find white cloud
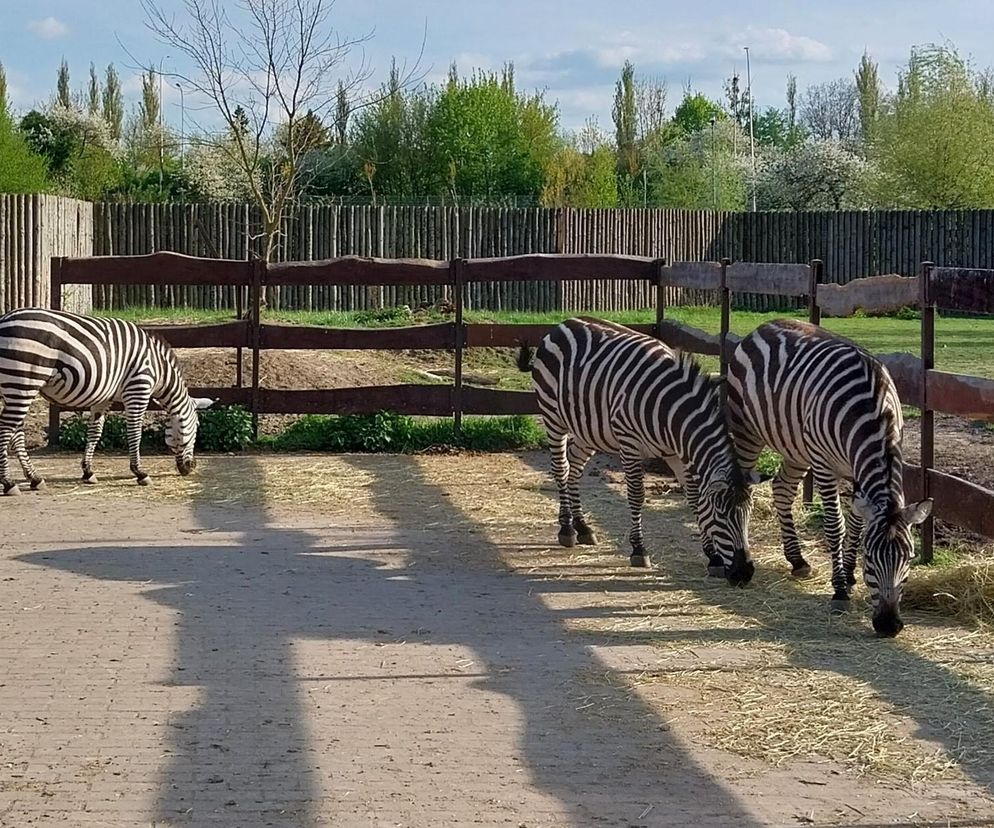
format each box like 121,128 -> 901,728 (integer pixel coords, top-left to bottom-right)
26,16 -> 69,40
724,26 -> 833,63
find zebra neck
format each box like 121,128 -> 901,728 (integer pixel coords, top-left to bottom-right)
853,444 -> 906,510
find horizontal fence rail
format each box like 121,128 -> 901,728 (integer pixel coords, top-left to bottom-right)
45,251 -> 994,556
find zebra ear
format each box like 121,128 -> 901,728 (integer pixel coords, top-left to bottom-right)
902,499 -> 933,526
191,397 -> 215,410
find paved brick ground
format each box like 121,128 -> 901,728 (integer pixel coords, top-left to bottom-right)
1,456 -> 992,827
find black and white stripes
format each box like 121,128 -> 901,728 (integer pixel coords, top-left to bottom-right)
523,317 -> 760,585
726,319 -> 932,636
0,308 -> 212,493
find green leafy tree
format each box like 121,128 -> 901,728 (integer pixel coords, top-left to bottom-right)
542,125 -> 618,208
612,60 -> 638,178
871,44 -> 994,207
87,63 -> 101,116
0,76 -> 50,192
855,51 -> 881,143
649,118 -> 747,209
671,92 -> 724,135
0,62 -> 7,116
102,64 -> 123,141
56,59 -> 70,109
753,107 -> 805,149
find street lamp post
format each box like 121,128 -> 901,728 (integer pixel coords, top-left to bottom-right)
176,82 -> 185,171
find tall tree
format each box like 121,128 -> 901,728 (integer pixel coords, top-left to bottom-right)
612,60 -> 638,178
855,52 -> 881,143
56,59 -> 71,109
102,64 -> 123,141
142,0 -> 417,262
800,79 -> 859,143
87,63 -> 101,116
334,79 -> 350,144
724,73 -> 751,129
139,69 -> 160,133
0,62 -> 8,117
672,92 -> 724,134
786,74 -> 798,129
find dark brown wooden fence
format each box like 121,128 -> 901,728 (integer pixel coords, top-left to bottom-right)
48,250 -> 994,555
16,202 -> 994,312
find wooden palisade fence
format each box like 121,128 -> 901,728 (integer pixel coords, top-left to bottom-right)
48,250 -> 994,560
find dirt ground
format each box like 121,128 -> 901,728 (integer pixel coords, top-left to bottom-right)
3,452 -> 994,827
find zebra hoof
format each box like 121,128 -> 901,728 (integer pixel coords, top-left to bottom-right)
707,565 -> 726,578
576,530 -> 598,546
30,479 -> 46,491
136,475 -> 151,487
3,483 -> 21,496
81,474 -> 98,484
829,596 -> 851,614
630,553 -> 650,568
557,529 -> 577,548
790,563 -> 813,579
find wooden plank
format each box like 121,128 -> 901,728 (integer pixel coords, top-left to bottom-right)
658,319 -> 733,356
465,322 -> 656,348
877,353 -> 924,407
926,468 -> 994,539
725,262 -> 810,296
926,370 -> 994,421
142,321 -> 250,348
259,322 -> 456,351
661,260 -> 722,290
256,385 -> 453,416
267,255 -> 451,286
931,267 -> 994,314
463,253 -> 655,283
58,250 -> 250,285
816,274 -> 920,317
461,387 -> 539,414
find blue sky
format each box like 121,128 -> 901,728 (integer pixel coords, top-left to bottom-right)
2,0 -> 993,132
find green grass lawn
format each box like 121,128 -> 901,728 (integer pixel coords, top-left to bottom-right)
98,304 -> 994,379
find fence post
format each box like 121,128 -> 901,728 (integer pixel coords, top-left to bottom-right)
654,258 -> 667,337
919,260 -> 935,564
47,257 -> 64,447
249,256 -> 263,440
718,258 -> 731,391
452,258 -> 465,433
802,258 -> 824,505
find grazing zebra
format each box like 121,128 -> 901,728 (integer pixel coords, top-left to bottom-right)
0,308 -> 214,494
519,317 -> 764,586
726,319 -> 932,637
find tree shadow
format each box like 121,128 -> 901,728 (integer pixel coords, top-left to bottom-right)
519,451 -> 994,793
18,455 -> 766,827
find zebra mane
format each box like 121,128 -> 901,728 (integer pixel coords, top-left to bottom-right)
673,349 -> 722,406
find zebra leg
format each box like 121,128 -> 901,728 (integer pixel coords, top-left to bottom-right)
621,450 -> 650,568
81,407 -> 109,483
123,385 -> 152,485
815,472 -> 851,609
677,462 -> 723,577
773,460 -> 812,577
842,500 -> 865,592
10,430 -> 45,490
566,440 -> 597,545
0,391 -> 38,495
548,431 -> 576,547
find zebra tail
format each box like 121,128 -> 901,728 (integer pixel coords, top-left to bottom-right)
516,345 -> 535,372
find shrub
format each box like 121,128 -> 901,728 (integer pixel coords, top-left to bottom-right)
196,405 -> 254,452
58,413 -> 132,451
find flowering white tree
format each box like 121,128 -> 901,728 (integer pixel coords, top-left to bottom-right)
756,139 -> 871,210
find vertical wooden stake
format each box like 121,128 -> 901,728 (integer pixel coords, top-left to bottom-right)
654,258 -> 667,338
919,260 -> 935,564
452,258 -> 466,433
250,256 -> 263,440
802,259 -> 823,505
47,257 -> 63,447
235,261 -> 244,390
719,257 -> 731,398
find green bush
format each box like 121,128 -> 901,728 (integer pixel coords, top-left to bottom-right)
57,405 -> 253,453
270,412 -> 544,453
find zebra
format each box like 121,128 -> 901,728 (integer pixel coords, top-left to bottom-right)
0,308 -> 214,494
726,319 -> 932,637
519,317 -> 765,586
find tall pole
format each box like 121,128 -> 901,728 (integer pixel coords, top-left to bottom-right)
745,46 -> 757,212
176,82 -> 185,171
157,56 -> 169,196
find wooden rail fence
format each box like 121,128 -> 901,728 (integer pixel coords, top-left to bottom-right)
48,251 -> 994,558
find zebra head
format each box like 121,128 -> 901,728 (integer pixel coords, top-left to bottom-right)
699,469 -> 769,587
165,396 -> 215,475
853,496 -> 933,637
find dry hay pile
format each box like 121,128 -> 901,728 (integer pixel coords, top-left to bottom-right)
47,451 -> 994,785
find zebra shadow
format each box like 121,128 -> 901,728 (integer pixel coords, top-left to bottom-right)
521,451 -> 994,794
17,454 -> 766,828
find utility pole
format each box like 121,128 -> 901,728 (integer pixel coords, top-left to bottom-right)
745,46 -> 757,212
176,82 -> 185,171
